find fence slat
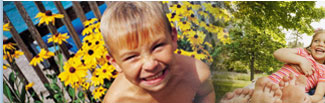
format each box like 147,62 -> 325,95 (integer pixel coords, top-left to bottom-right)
72,1 -> 87,23
54,1 -> 82,49
34,1 -> 70,60
14,1 -> 60,74
4,12 -> 50,101
88,1 -> 102,20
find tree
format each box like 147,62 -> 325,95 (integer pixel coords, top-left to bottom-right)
224,1 -> 325,80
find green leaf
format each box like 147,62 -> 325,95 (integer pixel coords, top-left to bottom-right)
78,91 -> 84,99
68,87 -> 75,98
20,84 -> 26,102
9,72 -> 15,88
58,53 -> 63,72
50,83 -> 60,91
54,94 -> 61,101
4,82 -> 13,102
34,100 -> 42,103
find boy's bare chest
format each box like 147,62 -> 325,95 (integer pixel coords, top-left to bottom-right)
122,81 -> 199,103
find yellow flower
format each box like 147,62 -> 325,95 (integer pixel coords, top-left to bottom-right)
191,50 -> 207,60
39,48 -> 55,59
92,86 -> 107,100
48,33 -> 70,45
35,10 -> 64,26
25,82 -> 34,90
58,57 -> 88,86
204,42 -> 213,48
187,30 -> 205,46
170,4 -> 188,16
3,64 -> 10,70
3,42 -> 16,51
217,31 -> 231,44
166,12 -> 181,23
29,54 -> 44,66
91,70 -> 104,86
199,11 -> 209,19
81,82 -> 90,90
3,23 -> 11,31
162,1 -> 169,4
178,21 -> 191,31
83,18 -> 98,27
174,49 -> 192,57
98,63 -> 115,80
82,47 -> 103,67
12,50 -> 24,59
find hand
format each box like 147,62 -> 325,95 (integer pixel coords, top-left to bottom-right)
304,94 -> 312,103
298,58 -> 315,76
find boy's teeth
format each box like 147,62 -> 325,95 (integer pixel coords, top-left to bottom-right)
145,72 -> 163,81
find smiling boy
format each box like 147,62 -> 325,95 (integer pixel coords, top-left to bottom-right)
100,1 -> 215,103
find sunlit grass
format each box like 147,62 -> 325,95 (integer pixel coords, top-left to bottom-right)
212,71 -> 268,102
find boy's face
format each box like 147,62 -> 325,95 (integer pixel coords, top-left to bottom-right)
109,29 -> 177,92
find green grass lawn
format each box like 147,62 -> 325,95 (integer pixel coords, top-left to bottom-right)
212,71 -> 268,102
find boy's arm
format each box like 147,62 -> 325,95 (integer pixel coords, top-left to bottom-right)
194,78 -> 215,103
273,48 -> 314,76
310,82 -> 325,103
194,60 -> 215,103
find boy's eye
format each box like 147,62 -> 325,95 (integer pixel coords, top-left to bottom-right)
314,40 -> 319,42
152,43 -> 165,51
124,55 -> 137,61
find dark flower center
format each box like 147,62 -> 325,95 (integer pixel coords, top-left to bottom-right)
190,2 -> 194,5
197,50 -> 202,54
96,75 -> 99,78
177,4 -> 181,8
45,10 -> 52,16
88,50 -> 94,55
36,55 -> 40,58
88,42 -> 92,46
224,35 -> 228,38
103,69 -> 106,73
191,55 -> 195,58
85,40 -> 89,43
112,70 -> 117,75
206,23 -> 210,26
177,50 -> 182,54
171,13 -> 176,18
191,14 -> 195,18
69,67 -> 76,73
194,35 -> 198,39
95,41 -> 99,45
183,22 -> 186,24
81,59 -> 85,64
212,4 -> 216,8
54,33 -> 59,37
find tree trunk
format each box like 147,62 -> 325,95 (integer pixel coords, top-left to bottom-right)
250,52 -> 255,81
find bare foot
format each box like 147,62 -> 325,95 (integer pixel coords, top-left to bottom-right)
220,88 -> 253,103
250,77 -> 282,103
279,73 -> 307,103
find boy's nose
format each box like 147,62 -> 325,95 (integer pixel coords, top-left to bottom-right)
142,57 -> 158,72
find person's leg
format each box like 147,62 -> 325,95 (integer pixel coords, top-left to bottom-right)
279,73 -> 307,103
220,88 -> 253,103
250,77 -> 282,103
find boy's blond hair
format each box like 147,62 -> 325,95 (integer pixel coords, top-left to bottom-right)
100,2 -> 172,56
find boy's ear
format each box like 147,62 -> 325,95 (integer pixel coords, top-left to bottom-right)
107,55 -> 123,72
171,28 -> 178,50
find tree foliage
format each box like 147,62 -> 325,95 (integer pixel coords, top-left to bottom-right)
222,1 -> 325,80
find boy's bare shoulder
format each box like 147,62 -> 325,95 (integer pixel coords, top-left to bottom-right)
176,54 -> 211,82
194,58 -> 211,82
102,75 -> 132,103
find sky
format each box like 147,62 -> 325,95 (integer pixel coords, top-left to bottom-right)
287,1 -> 325,47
